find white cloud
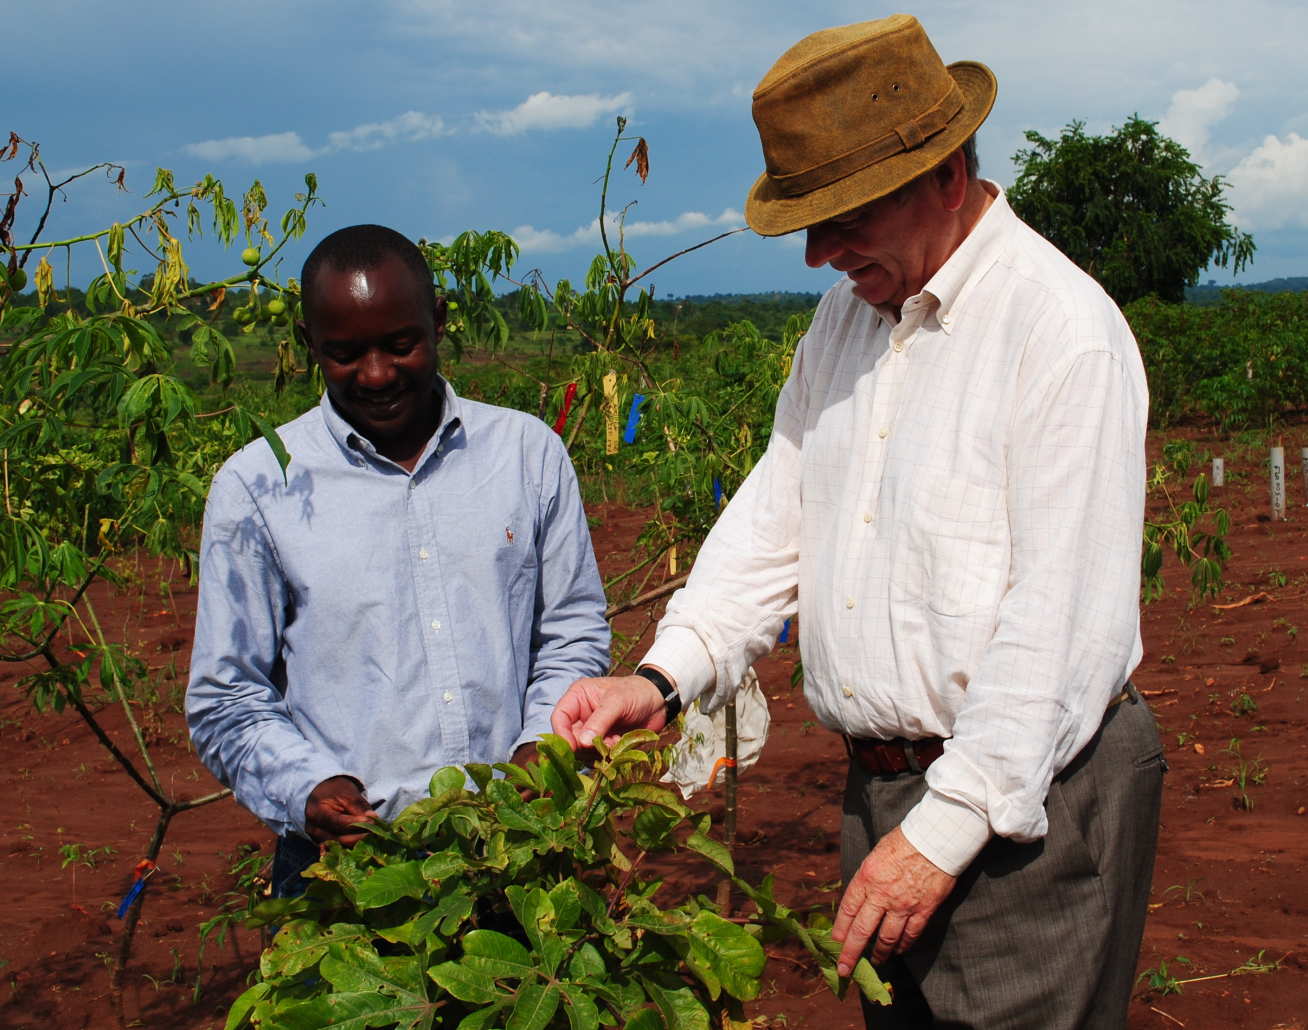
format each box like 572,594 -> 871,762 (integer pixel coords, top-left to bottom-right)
328,111 -> 449,152
182,132 -> 319,164
1225,133 -> 1308,231
1159,78 -> 1239,164
510,208 -> 743,254
476,91 -> 633,135
620,209 -> 743,239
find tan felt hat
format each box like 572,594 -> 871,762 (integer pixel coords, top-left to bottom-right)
745,14 -> 997,237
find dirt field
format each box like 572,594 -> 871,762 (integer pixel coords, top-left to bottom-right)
1,427 -> 1305,1028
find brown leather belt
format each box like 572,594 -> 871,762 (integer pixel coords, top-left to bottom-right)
843,686 -> 1134,777
844,735 -> 945,775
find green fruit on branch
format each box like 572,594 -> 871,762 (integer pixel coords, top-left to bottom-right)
7,266 -> 27,292
240,247 -> 261,267
266,298 -> 287,317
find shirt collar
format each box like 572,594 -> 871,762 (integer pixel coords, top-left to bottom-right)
918,180 -> 1011,334
871,180 -> 1012,334
319,375 -> 465,471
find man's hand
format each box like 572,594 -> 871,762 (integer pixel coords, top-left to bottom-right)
509,742 -> 539,768
304,775 -> 380,845
550,674 -> 668,750
833,826 -> 957,974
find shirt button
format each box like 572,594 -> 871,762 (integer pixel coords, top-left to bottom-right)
443,691 -> 453,703
845,598 -> 855,609
430,620 -> 441,631
862,512 -> 873,524
892,340 -> 904,352
877,426 -> 889,439
842,687 -> 854,698
941,313 -> 952,325
418,547 -> 430,560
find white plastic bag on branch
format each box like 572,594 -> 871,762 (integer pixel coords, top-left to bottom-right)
663,666 -> 771,800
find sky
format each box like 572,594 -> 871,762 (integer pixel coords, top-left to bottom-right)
8,0 -> 1308,299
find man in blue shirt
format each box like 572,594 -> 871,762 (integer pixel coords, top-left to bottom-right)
186,224 -> 610,893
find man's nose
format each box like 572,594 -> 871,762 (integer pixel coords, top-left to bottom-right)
356,348 -> 394,389
805,222 -> 844,268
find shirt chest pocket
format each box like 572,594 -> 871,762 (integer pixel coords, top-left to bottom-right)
896,472 -> 1010,617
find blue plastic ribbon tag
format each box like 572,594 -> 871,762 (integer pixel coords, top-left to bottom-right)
622,394 -> 647,444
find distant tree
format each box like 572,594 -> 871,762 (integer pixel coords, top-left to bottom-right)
1008,116 -> 1255,305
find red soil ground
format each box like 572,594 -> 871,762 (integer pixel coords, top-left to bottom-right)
1,427 -> 1304,1028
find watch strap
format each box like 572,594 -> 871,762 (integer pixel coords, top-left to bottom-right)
635,666 -> 682,721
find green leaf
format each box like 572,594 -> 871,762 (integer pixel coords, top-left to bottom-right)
624,1009 -> 666,1030
507,982 -> 560,1030
466,762 -> 494,791
460,929 -> 533,979
429,765 -> 467,797
559,983 -> 601,1030
353,860 -> 428,910
632,805 -> 682,850
506,885 -> 555,952
223,980 -> 270,1029
849,957 -> 893,1007
683,830 -> 733,875
643,979 -> 711,1030
547,879 -> 583,933
687,911 -> 764,1001
260,919 -> 330,980
430,960 -> 503,1004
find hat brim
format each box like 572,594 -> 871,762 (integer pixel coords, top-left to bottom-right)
744,61 -> 997,237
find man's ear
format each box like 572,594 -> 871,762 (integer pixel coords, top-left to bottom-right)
934,149 -> 969,213
432,294 -> 449,340
294,319 -> 316,361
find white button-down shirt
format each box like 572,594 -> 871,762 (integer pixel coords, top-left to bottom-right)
644,188 -> 1147,875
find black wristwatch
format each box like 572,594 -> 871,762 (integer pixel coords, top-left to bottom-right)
635,666 -> 682,721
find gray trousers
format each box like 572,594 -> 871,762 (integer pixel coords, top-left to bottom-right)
841,688 -> 1165,1030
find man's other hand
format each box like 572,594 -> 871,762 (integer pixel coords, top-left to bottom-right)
833,826 -> 957,973
305,775 -> 380,845
509,742 -> 539,768
550,674 -> 668,750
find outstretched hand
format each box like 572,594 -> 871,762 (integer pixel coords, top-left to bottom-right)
304,775 -> 380,845
550,674 -> 668,750
833,826 -> 957,974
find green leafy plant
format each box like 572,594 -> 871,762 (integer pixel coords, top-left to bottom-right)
1223,737 -> 1268,811
1142,467 -> 1230,603
227,732 -> 887,1028
1229,692 -> 1257,718
1136,955 -> 1192,995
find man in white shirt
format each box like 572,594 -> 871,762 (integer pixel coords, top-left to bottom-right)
552,15 -> 1163,1029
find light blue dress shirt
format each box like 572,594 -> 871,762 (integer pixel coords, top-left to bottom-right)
186,379 -> 610,838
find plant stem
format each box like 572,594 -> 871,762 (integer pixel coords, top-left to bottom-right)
82,596 -> 164,796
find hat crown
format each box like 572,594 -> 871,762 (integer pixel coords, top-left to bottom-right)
745,16 -> 996,236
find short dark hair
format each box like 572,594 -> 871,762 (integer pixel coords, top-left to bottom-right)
961,134 -> 979,180
300,224 -> 433,320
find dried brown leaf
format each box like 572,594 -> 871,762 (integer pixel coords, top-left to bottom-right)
625,137 -> 650,184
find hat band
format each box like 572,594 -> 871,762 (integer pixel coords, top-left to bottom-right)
769,82 -> 965,198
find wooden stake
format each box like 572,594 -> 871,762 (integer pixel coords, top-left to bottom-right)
1270,445 -> 1286,520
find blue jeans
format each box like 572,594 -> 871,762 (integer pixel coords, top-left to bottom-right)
271,834 -> 320,899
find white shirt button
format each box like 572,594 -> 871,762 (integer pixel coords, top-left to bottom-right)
443,691 -> 453,703
418,548 -> 430,560
430,620 -> 441,631
941,313 -> 952,325
863,512 -> 873,524
878,426 -> 889,439
892,340 -> 904,352
842,687 -> 854,698
845,598 -> 855,609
